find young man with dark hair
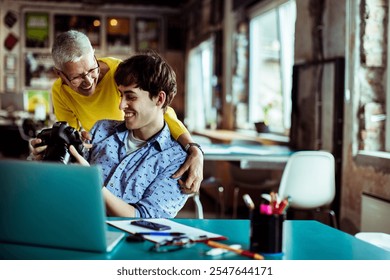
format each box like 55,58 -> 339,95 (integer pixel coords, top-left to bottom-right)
71,52 -> 188,218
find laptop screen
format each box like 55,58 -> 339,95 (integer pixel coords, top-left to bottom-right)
0,159 -> 109,252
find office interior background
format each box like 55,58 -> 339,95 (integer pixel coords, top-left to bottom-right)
0,0 -> 389,236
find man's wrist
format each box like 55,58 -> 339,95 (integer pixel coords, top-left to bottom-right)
184,142 -> 204,155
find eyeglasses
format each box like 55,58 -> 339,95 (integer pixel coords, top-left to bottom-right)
59,56 -> 100,87
149,236 -> 195,253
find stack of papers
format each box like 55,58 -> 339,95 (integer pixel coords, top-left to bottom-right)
107,218 -> 226,243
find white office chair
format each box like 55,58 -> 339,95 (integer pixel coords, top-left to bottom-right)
188,193 -> 204,219
278,150 -> 338,228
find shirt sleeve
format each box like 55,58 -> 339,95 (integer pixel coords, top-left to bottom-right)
51,80 -> 80,130
163,106 -> 189,140
131,159 -> 188,218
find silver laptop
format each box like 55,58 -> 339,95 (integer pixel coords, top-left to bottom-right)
0,159 -> 124,253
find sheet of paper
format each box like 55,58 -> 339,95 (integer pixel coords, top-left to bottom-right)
107,218 -> 226,243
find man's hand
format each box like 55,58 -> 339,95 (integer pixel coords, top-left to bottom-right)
172,146 -> 204,194
80,130 -> 93,149
69,145 -> 90,166
27,130 -> 92,161
27,138 -> 46,161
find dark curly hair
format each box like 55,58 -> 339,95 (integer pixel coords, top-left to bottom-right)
114,51 -> 177,111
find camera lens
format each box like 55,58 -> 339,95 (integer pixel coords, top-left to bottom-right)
43,144 -> 71,164
37,122 -> 83,164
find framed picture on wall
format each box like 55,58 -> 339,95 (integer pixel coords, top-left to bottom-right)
135,18 -> 160,52
4,54 -> 17,72
4,33 -> 19,51
23,89 -> 51,116
25,12 -> 50,48
5,75 -> 17,93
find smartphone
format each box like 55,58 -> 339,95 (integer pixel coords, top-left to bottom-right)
130,220 -> 171,231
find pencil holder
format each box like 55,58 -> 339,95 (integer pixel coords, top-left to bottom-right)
249,210 -> 284,254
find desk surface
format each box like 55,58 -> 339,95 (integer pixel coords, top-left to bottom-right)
194,129 -> 289,145
1,219 -> 390,260
203,143 -> 292,169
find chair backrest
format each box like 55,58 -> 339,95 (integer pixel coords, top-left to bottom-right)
278,150 -> 335,209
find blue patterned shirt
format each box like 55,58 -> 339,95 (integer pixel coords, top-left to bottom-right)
87,120 -> 188,218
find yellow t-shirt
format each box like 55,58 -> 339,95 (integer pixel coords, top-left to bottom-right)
51,57 -> 187,139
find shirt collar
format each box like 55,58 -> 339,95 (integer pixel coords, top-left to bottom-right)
114,122 -> 173,152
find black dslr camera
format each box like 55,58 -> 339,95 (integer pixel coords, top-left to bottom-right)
36,121 -> 86,164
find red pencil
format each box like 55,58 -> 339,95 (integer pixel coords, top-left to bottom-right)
205,240 -> 264,260
277,199 -> 289,214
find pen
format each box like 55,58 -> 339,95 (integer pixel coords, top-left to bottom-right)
135,232 -> 185,236
277,199 -> 289,215
242,194 -> 255,210
205,240 -> 264,260
270,192 -> 278,212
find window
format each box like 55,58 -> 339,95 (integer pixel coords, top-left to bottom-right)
185,39 -> 215,131
248,0 -> 296,134
54,14 -> 101,49
106,17 -> 132,54
136,18 -> 161,52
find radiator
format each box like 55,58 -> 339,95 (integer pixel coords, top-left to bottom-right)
361,192 -> 390,233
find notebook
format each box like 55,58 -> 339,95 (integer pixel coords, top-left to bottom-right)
0,159 -> 124,253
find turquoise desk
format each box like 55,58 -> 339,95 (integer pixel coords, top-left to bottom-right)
1,219 -> 390,260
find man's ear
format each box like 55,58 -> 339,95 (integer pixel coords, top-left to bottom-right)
156,91 -> 166,107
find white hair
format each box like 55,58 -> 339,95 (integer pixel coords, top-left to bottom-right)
52,30 -> 94,70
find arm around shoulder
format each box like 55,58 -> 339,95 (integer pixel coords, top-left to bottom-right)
164,106 -> 188,140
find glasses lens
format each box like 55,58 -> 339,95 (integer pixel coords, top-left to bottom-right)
150,237 -> 193,253
70,66 -> 100,86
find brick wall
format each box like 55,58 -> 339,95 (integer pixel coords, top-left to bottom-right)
359,0 -> 388,151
